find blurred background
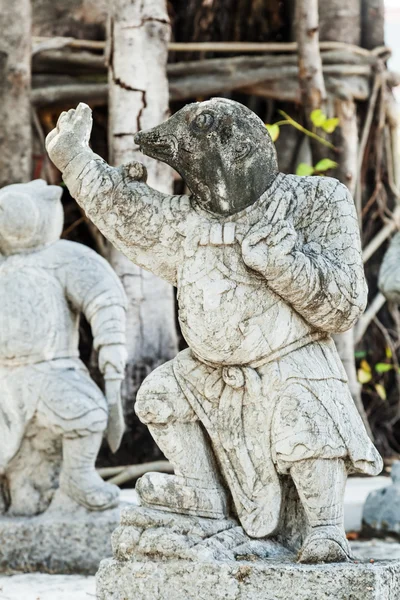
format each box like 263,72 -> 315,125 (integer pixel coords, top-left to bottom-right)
1,0 -> 400,482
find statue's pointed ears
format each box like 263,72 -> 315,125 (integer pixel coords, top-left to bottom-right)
26,179 -> 63,203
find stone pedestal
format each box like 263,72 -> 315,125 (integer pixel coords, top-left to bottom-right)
0,492 -> 128,575
96,505 -> 400,600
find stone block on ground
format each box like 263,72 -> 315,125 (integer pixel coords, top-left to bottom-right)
362,462 -> 400,539
0,491 -> 130,575
96,505 -> 400,600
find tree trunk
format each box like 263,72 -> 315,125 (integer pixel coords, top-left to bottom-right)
361,0 -> 385,50
295,0 -> 327,161
108,0 -> 178,437
0,0 -> 32,186
318,0 -> 361,46
318,0 -> 373,437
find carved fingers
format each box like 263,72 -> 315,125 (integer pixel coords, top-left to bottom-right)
46,103 -> 93,172
242,220 -> 297,276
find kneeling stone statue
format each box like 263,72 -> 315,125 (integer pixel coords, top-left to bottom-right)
46,99 -> 382,564
0,179 -> 127,515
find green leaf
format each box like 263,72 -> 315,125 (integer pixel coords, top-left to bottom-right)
314,158 -> 338,173
296,163 -> 315,176
375,383 -> 387,400
358,368 -> 372,384
310,109 -> 327,128
386,347 -> 393,359
355,350 -> 367,359
322,117 -> 340,134
375,362 -> 393,374
265,123 -> 280,142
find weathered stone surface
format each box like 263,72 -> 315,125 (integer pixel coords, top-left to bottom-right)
46,98 -> 383,564
0,493 -> 130,575
112,505 -> 292,564
362,463 -> 400,538
0,179 -> 127,516
96,557 -> 400,600
97,506 -> 400,599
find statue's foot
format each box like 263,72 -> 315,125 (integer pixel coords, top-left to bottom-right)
60,471 -> 120,511
136,472 -> 229,519
298,525 -> 353,564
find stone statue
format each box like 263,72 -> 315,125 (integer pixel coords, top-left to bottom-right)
46,99 -> 382,564
363,461 -> 400,538
0,179 -> 127,516
379,231 -> 400,304
359,233 -> 400,539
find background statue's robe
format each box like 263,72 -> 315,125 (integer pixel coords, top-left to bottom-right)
0,181 -> 126,471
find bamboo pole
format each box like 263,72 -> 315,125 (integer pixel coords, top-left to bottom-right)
32,36 -> 389,57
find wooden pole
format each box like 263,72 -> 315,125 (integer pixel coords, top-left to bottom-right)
0,0 -> 32,186
107,0 -> 178,428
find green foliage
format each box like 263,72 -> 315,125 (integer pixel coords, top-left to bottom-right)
266,109 -> 339,178
296,163 -> 315,176
265,123 -> 280,142
375,362 -> 394,374
314,158 -> 338,172
356,348 -> 398,403
375,383 -> 387,400
295,158 -> 338,177
310,109 -> 326,128
310,109 -> 339,134
322,118 -> 340,134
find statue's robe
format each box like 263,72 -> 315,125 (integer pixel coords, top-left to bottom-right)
63,153 -> 383,537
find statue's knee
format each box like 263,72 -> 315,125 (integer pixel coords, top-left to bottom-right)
135,360 -> 194,425
135,391 -> 176,425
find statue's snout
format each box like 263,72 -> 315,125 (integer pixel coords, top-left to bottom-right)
134,123 -> 177,163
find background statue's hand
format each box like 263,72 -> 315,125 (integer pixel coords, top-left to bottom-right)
99,344 -> 127,379
105,379 -> 125,453
45,102 -> 93,172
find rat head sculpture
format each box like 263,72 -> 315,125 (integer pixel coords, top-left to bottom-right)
0,180 -> 63,255
134,98 -> 278,216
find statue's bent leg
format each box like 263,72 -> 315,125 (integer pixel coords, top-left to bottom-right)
61,432 -> 119,511
290,458 -> 351,563
135,360 -> 229,519
272,380 -> 351,563
36,363 -> 119,511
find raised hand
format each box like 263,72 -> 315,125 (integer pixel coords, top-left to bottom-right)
45,103 -> 93,172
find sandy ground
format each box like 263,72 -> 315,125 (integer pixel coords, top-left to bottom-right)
0,574 -> 95,600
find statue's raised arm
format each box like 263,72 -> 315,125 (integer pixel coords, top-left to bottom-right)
46,103 -> 189,285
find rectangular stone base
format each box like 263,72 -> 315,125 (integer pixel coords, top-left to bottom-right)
0,496 -> 128,575
96,557 -> 400,600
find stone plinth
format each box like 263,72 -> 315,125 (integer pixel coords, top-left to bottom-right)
96,505 -> 400,600
97,558 -> 400,600
0,492 -> 129,575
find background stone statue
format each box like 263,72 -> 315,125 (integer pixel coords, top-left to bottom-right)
379,231 -> 400,305
46,99 -> 382,564
0,179 -> 127,516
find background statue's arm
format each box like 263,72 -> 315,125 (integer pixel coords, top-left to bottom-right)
242,180 -> 367,333
63,242 -> 128,452
46,104 -> 189,285
63,242 -> 127,380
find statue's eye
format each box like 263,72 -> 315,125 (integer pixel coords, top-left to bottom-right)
234,142 -> 252,160
192,112 -> 214,132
